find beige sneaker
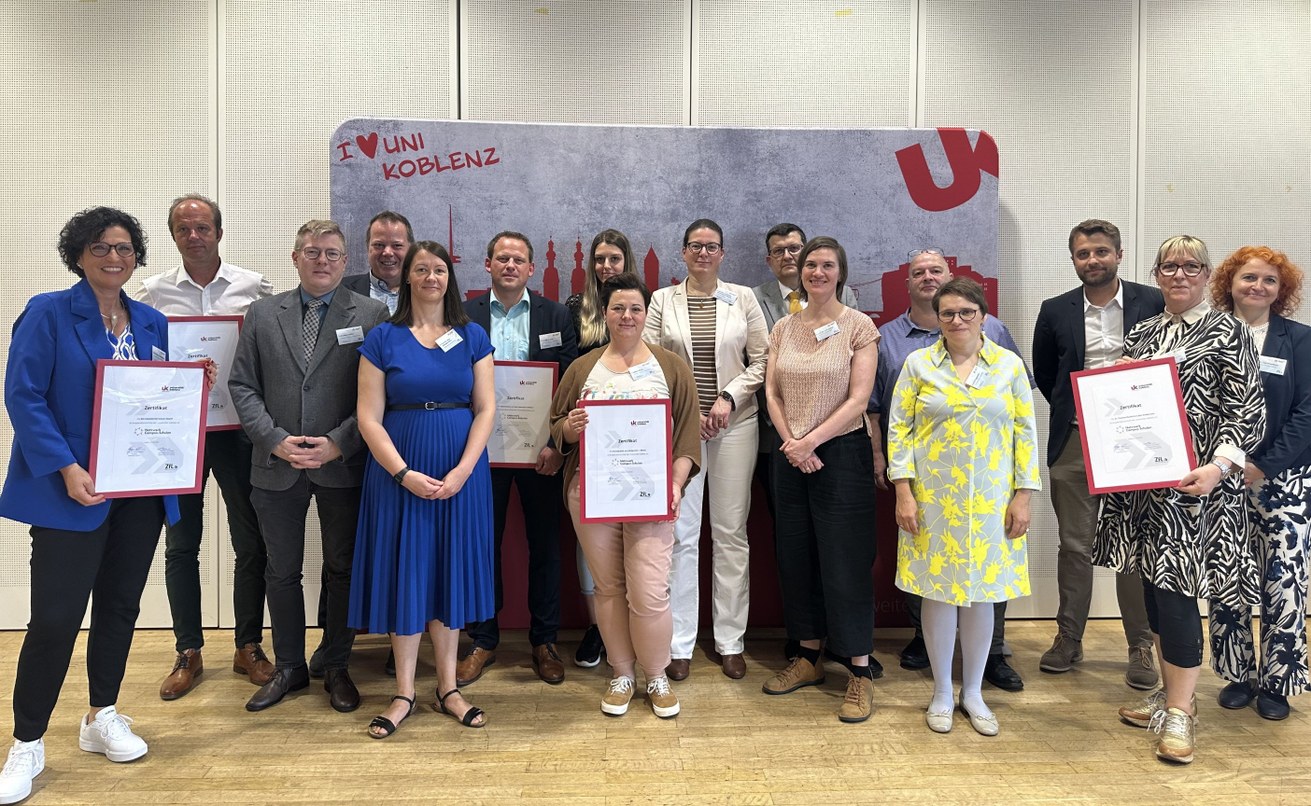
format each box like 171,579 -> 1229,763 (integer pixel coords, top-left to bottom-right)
1151,706 -> 1196,764
837,675 -> 874,723
1038,634 -> 1083,673
1118,689 -> 1166,728
762,657 -> 825,695
647,676 -> 679,718
601,676 -> 635,716
1125,645 -> 1160,690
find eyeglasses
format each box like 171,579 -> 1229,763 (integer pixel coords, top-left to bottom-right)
684,242 -> 722,255
88,242 -> 135,258
909,247 -> 944,258
1156,261 -> 1206,277
937,308 -> 979,323
768,244 -> 803,258
300,247 -> 345,262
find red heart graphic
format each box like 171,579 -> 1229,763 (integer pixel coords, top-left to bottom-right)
356,132 -> 379,159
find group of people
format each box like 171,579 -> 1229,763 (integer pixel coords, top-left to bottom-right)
1,201 -> 1307,804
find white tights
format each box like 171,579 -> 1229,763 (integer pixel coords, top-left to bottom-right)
921,598 -> 995,718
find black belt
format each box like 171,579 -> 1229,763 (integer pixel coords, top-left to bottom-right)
387,402 -> 471,411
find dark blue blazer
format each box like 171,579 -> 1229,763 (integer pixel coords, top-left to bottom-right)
0,279 -> 180,530
1032,280 -> 1165,466
466,289 -> 578,375
1252,313 -> 1311,478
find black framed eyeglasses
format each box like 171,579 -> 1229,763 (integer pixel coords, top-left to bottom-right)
88,242 -> 135,258
1155,261 -> 1206,277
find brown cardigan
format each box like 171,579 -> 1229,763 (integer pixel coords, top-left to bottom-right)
548,342 -> 702,505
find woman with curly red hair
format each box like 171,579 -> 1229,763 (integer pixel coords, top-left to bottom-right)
1208,245 -> 1311,721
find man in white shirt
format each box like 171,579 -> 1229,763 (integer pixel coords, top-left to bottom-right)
132,194 -> 276,700
341,211 -> 412,314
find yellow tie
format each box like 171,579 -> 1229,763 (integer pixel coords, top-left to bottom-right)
787,291 -> 801,315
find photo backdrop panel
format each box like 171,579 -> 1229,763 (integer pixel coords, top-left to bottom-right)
330,119 -> 999,319
694,0 -> 916,127
462,0 -> 688,125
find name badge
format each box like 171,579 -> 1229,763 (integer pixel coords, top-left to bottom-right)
1260,355 -> 1288,376
814,321 -> 840,342
436,329 -> 464,352
713,288 -> 738,305
628,362 -> 655,381
966,365 -> 988,389
539,331 -> 563,349
151,346 -> 167,361
336,326 -> 365,345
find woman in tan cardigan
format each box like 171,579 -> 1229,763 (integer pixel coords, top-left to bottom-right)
549,273 -> 701,719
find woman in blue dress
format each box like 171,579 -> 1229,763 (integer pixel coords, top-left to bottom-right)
348,240 -> 496,736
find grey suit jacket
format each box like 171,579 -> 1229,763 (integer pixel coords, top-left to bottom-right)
229,285 -> 390,491
750,280 -> 860,453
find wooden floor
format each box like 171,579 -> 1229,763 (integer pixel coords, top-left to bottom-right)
1,621 -> 1309,805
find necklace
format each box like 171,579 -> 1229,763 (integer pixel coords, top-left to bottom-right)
100,306 -> 121,328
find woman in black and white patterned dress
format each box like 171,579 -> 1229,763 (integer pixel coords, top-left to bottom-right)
1207,246 -> 1311,721
1094,235 -> 1265,766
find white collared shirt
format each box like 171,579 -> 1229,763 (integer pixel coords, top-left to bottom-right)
1082,280 -> 1125,370
777,280 -> 806,312
131,261 -> 274,316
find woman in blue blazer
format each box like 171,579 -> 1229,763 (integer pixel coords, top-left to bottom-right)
1208,246 -> 1311,721
0,207 -> 181,804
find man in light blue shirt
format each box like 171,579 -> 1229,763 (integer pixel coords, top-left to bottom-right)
342,211 -> 412,314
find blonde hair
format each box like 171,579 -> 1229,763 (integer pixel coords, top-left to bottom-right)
1153,235 -> 1210,273
579,229 -> 637,347
295,219 -> 345,252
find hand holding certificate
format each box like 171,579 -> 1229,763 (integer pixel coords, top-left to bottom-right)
89,360 -> 207,497
1071,358 -> 1196,494
168,316 -> 242,430
578,399 -> 673,523
489,360 -> 558,467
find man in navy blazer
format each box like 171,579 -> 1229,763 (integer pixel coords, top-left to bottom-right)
457,231 -> 578,687
229,220 -> 390,714
1032,219 -> 1164,689
341,210 -> 412,314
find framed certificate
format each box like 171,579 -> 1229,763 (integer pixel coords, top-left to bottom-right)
579,399 -> 673,523
489,360 -> 558,468
89,360 -> 208,498
1071,358 -> 1196,494
168,315 -> 243,430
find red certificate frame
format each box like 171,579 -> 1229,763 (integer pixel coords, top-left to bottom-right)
167,315 -> 244,431
578,398 -> 674,523
489,359 -> 560,468
89,360 -> 208,498
1071,357 -> 1196,494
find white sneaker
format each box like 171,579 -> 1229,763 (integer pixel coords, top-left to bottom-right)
0,739 -> 44,805
78,706 -> 147,763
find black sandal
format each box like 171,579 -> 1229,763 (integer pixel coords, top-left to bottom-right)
368,694 -> 416,739
436,688 -> 486,728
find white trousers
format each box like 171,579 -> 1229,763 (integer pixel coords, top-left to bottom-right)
669,415 -> 757,657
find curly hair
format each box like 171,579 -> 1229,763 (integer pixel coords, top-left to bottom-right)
57,206 -> 147,276
1210,245 -> 1303,317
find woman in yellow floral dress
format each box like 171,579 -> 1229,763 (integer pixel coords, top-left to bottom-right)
888,277 -> 1040,736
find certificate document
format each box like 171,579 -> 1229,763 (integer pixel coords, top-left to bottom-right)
1071,358 -> 1196,494
89,360 -> 208,497
489,360 -> 558,467
579,399 -> 673,523
168,316 -> 243,430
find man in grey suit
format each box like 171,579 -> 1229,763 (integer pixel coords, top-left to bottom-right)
229,219 -> 390,713
1032,218 -> 1164,689
342,210 -> 412,314
751,223 -> 860,663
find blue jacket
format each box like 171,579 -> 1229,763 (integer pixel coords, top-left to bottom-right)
1,279 -> 180,530
1252,313 -> 1311,478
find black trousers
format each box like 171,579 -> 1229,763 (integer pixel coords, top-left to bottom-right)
13,497 -> 164,741
466,467 -> 562,649
773,430 -> 878,658
164,428 -> 267,652
250,476 -> 360,672
1144,580 -> 1204,668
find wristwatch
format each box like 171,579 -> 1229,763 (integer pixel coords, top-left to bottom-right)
1210,458 -> 1234,476
719,391 -> 736,410
393,466 -> 410,484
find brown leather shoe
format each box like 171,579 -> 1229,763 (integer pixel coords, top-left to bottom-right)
233,643 -> 276,686
531,644 -> 566,685
721,653 -> 746,679
456,646 -> 496,687
667,658 -> 691,681
160,648 -> 203,700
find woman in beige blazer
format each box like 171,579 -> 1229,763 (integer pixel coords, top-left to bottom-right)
643,218 -> 769,680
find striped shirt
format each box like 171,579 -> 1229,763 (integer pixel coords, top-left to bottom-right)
687,296 -> 718,413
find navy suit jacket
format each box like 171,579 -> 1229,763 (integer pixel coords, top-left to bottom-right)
1252,313 -> 1311,477
1032,280 -> 1165,466
0,279 -> 180,530
466,289 -> 578,375
341,272 -> 375,297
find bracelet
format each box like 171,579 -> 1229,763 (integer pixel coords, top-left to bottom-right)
393,466 -> 410,484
